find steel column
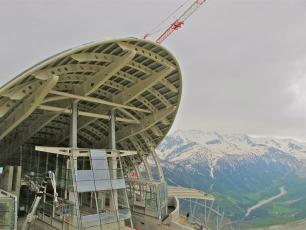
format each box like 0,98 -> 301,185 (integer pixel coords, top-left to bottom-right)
70,101 -> 78,148
109,109 -> 116,149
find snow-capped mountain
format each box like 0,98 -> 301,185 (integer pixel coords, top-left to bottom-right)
158,130 -> 306,178
157,130 -> 306,222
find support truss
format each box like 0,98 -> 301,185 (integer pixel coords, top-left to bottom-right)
0,76 -> 58,141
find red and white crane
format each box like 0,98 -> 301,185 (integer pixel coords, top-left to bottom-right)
144,0 -> 207,44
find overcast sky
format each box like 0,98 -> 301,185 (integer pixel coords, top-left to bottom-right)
1,0 -> 306,139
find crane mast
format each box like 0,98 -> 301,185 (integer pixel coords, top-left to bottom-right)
145,0 -> 207,44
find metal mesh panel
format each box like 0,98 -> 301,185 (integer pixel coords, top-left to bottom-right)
0,190 -> 17,230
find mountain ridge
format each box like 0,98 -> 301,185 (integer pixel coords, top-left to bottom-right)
158,130 -> 306,179
157,130 -> 306,228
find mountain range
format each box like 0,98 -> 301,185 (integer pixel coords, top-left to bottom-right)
157,130 -> 306,229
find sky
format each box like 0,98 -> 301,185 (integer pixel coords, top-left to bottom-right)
0,0 -> 306,139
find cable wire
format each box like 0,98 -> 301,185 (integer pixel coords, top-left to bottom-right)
145,0 -> 192,38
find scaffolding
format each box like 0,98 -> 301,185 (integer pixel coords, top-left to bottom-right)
179,198 -> 224,230
0,189 -> 18,230
126,178 -> 168,219
25,147 -> 134,230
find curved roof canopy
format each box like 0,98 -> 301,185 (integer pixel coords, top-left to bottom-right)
0,38 -> 182,155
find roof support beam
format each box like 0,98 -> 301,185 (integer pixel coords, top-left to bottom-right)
127,136 -> 153,181
129,136 -> 144,153
117,42 -> 176,71
0,112 -> 60,156
117,108 -> 139,123
112,68 -> 173,105
68,51 -> 167,76
42,96 -> 67,104
151,126 -> 163,137
67,53 -> 175,93
139,132 -> 156,150
160,79 -> 178,93
33,44 -> 177,149
85,106 -> 175,149
151,147 -> 165,182
34,64 -> 103,80
50,108 -> 110,146
30,49 -> 136,146
70,53 -> 150,78
71,53 -> 114,63
78,129 -> 100,144
0,99 -> 17,118
57,74 -> 88,83
116,106 -> 176,142
136,96 -> 156,112
161,118 -> 170,126
0,80 -> 38,100
148,88 -> 172,108
128,61 -> 153,75
38,105 -> 139,124
69,54 -> 153,84
52,68 -> 172,146
115,71 -> 138,83
61,50 -> 177,108
49,90 -> 151,114
70,49 -> 172,78
0,76 -> 58,141
74,50 -> 136,96
82,125 -> 105,141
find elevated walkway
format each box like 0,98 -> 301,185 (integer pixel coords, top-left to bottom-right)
164,186 -> 217,230
168,186 -> 215,201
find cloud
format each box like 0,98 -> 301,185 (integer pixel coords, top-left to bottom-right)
1,0 -> 306,139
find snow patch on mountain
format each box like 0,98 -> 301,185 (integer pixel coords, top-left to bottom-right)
157,130 -> 306,179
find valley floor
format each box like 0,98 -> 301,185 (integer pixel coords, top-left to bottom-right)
251,218 -> 306,230
245,186 -> 287,217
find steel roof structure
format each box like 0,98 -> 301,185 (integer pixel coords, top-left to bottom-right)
0,38 -> 182,163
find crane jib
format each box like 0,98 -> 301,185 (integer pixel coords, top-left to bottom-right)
145,0 -> 207,44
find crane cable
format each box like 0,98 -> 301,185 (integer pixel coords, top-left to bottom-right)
144,0 -> 192,39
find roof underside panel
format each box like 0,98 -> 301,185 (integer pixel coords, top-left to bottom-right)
0,38 -> 182,158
